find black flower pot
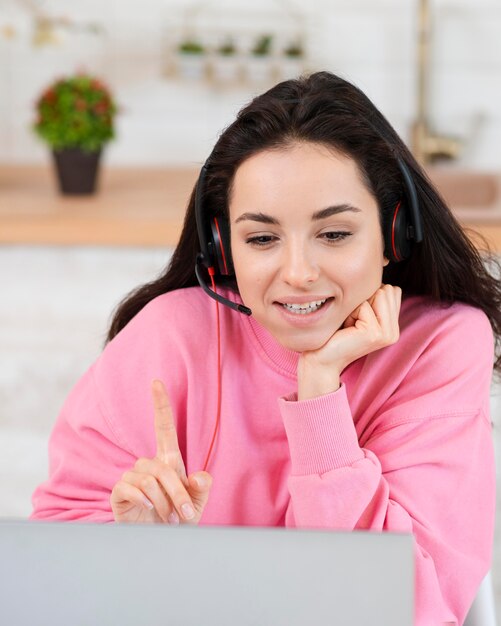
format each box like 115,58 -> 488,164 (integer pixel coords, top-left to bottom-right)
52,147 -> 102,195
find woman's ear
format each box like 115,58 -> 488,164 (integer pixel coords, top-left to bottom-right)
383,256 -> 390,267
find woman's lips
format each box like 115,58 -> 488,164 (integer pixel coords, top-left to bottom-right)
273,297 -> 334,326
275,295 -> 332,305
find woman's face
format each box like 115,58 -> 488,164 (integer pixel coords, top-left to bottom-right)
229,141 -> 389,353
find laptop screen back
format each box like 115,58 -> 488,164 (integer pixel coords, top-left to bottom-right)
0,520 -> 414,626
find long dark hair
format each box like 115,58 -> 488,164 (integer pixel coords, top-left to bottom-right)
106,71 -> 501,377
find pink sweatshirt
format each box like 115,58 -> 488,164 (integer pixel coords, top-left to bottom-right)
31,286 -> 496,626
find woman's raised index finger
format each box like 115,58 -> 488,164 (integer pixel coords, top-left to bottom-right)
151,379 -> 181,463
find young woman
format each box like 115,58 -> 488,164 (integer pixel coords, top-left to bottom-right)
32,71 -> 501,625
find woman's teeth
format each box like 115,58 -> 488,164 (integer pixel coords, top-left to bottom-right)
282,299 -> 327,314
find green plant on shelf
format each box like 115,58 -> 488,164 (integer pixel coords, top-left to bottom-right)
217,37 -> 237,56
178,39 -> 205,54
251,34 -> 273,56
284,40 -> 304,58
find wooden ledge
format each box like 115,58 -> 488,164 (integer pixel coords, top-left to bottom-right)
0,164 -> 500,252
0,164 -> 199,247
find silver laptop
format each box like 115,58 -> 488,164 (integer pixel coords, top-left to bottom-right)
0,520 -> 414,626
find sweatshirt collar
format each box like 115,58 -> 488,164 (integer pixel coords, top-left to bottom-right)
227,288 -> 300,377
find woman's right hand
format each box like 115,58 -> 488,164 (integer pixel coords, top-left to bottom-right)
110,379 -> 213,524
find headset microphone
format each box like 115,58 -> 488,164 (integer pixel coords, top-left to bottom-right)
195,254 -> 252,315
193,164 -> 251,471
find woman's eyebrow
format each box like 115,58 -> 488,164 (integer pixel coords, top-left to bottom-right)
233,204 -> 362,225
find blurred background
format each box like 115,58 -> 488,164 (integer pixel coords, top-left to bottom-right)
0,0 -> 500,619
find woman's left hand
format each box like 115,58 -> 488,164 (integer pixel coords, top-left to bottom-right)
297,284 -> 402,400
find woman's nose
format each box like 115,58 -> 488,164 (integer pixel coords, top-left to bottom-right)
280,245 -> 319,286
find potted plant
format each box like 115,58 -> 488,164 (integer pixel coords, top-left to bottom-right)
280,38 -> 306,80
34,73 -> 117,195
177,37 -> 207,80
252,33 -> 273,56
212,37 -> 240,83
246,33 -> 274,83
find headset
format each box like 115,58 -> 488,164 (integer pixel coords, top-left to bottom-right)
194,163 -> 252,316
195,153 -> 424,314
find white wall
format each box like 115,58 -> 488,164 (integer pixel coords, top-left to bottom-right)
0,0 -> 500,169
0,245 -> 170,516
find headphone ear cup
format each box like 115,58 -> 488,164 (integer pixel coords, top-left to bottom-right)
384,201 -> 412,263
210,215 -> 234,276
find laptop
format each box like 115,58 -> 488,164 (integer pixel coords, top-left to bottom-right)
0,520 -> 414,626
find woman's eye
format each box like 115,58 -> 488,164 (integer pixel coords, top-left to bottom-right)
245,235 -> 276,247
321,231 -> 352,242
245,232 -> 352,247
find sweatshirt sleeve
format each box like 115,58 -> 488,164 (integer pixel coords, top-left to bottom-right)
30,364 -> 137,522
29,289 -> 203,523
277,307 -> 496,626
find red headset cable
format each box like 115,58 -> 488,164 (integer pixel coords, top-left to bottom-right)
202,266 -> 222,472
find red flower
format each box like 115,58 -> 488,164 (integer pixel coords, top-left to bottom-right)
91,79 -> 107,93
44,89 -> 56,103
94,101 -> 109,115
